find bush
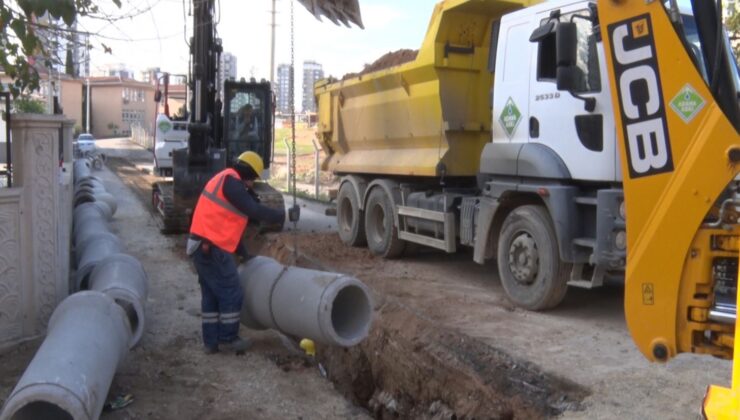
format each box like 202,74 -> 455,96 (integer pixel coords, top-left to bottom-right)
13,96 -> 45,114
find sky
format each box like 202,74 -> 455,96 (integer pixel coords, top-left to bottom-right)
78,0 -> 436,83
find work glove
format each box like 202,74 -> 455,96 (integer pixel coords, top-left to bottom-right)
288,204 -> 300,222
247,187 -> 261,203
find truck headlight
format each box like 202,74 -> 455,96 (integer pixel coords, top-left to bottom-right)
619,201 -> 626,220
615,230 -> 627,250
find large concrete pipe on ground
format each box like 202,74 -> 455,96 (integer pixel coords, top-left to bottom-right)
0,291 -> 131,420
74,200 -> 113,222
238,256 -> 373,347
89,253 -> 149,348
73,159 -> 91,180
73,211 -> 110,249
73,189 -> 118,215
75,232 -> 123,290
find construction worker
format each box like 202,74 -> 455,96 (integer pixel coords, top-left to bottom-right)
186,151 -> 285,354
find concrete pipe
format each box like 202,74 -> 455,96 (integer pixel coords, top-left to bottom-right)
73,191 -> 117,216
74,175 -> 101,188
75,232 -> 123,291
89,253 -> 148,348
238,256 -> 373,347
75,184 -> 106,195
73,201 -> 113,222
73,159 -> 91,180
73,213 -> 110,249
0,291 -> 131,420
73,190 -> 97,207
75,178 -> 105,191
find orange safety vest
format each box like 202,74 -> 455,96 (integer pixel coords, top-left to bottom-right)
189,168 -> 249,252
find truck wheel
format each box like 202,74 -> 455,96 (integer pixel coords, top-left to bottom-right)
337,182 -> 366,247
497,205 -> 570,310
365,187 -> 405,258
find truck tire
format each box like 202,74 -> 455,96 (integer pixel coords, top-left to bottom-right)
365,187 -> 405,258
337,182 -> 366,247
497,205 -> 570,311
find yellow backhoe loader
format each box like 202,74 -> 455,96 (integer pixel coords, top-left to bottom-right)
590,0 -> 739,417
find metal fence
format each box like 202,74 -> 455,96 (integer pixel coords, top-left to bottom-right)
130,122 -> 154,151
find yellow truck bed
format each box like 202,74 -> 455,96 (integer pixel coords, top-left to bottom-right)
315,0 -> 540,177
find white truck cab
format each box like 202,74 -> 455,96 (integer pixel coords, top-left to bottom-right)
153,114 -> 189,177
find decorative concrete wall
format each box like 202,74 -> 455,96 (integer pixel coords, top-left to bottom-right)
0,115 -> 73,349
0,188 -> 24,345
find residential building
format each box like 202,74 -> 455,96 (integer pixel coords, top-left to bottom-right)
302,61 -> 323,113
140,67 -> 161,84
219,52 -> 237,101
0,72 -> 84,131
89,77 -> 156,138
94,63 -> 135,80
276,63 -> 291,115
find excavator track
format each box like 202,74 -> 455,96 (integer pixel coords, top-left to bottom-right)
152,181 -> 192,234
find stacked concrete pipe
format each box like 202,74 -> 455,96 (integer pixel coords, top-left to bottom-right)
88,253 -> 149,348
238,256 -> 374,347
72,158 -> 116,217
0,158 -> 151,420
0,292 -> 131,420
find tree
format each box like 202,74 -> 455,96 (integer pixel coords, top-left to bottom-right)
0,0 -> 121,97
727,11 -> 740,61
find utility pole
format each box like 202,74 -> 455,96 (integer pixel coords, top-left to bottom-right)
269,0 -> 277,164
85,35 -> 91,133
270,0 -> 277,86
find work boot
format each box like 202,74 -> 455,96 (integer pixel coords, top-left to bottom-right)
219,337 -> 252,355
203,345 -> 219,355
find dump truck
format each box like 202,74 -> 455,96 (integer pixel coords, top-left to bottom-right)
316,0 -> 631,310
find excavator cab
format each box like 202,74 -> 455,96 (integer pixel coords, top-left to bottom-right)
222,80 -> 274,174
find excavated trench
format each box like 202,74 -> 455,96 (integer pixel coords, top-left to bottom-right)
260,238 -> 588,419
104,156 -> 588,419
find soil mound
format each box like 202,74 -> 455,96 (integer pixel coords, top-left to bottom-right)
342,49 -> 418,80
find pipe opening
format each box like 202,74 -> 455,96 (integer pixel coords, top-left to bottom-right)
331,285 -> 372,341
73,193 -> 95,207
115,298 -> 140,335
79,273 -> 91,290
10,401 -> 73,420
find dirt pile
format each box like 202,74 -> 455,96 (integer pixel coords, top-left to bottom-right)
342,49 -> 418,80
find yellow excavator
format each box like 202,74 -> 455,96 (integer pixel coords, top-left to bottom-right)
586,0 -> 740,417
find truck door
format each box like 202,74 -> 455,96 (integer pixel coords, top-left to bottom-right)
527,5 -> 617,182
492,17 -> 531,145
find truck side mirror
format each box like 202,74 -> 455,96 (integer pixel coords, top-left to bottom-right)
529,21 -> 555,43
555,21 -> 595,112
154,90 -> 162,102
555,22 -> 578,91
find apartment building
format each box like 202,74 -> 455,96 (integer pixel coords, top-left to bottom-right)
89,77 -> 156,138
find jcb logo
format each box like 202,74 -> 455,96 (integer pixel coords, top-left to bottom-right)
609,15 -> 673,178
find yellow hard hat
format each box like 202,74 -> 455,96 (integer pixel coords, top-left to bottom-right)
236,151 -> 264,178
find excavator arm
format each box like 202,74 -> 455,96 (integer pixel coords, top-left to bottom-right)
590,0 -> 739,416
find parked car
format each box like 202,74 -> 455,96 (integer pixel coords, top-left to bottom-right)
74,133 -> 95,157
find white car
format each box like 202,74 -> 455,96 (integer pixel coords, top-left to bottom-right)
75,133 -> 96,157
